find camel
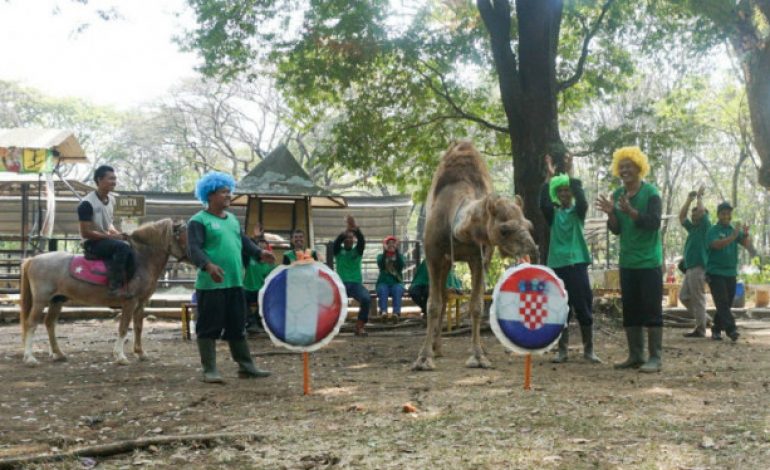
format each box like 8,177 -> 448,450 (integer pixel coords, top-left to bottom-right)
412,141 -> 539,371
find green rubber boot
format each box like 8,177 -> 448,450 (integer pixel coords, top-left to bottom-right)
551,327 -> 569,363
228,339 -> 271,378
580,324 -> 603,364
196,338 -> 224,383
639,327 -> 663,373
614,327 -> 645,369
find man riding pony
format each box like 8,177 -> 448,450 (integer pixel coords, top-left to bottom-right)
77,165 -> 134,297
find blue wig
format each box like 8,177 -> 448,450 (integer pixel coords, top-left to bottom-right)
195,171 -> 236,206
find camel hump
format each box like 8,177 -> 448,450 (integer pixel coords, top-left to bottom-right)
431,141 -> 492,198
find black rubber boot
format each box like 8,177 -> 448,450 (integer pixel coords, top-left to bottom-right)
196,338 -> 224,383
228,339 -> 271,378
639,327 -> 663,373
551,327 -> 569,363
614,327 -> 645,369
107,254 -> 132,298
580,324 -> 603,363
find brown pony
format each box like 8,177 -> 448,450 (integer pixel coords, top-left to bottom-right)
20,219 -> 188,366
413,141 -> 538,371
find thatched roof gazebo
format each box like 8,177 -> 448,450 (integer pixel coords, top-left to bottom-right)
233,145 -> 346,248
0,128 -> 89,255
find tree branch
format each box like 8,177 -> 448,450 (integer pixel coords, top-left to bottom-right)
417,61 -> 508,133
558,0 -> 615,92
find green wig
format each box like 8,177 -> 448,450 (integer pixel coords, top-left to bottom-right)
549,174 -> 571,205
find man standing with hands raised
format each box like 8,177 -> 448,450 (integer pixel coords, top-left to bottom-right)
678,186 -> 711,338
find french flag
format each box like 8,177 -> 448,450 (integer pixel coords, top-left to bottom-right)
493,266 -> 568,350
261,264 -> 344,346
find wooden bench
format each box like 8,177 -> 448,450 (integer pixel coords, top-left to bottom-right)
444,292 -> 492,331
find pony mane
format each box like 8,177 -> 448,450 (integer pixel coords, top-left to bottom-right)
129,218 -> 173,248
431,141 -> 492,198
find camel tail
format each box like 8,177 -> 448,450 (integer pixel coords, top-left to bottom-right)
19,259 -> 33,339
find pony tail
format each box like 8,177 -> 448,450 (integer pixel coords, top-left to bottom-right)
19,259 -> 32,340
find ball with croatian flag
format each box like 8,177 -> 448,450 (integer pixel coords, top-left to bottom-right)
259,262 -> 348,352
489,263 -> 569,354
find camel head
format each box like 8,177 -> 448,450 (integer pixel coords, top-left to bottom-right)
485,194 -> 539,263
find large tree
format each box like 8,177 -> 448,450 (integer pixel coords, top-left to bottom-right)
666,0 -> 770,188
182,0 -> 627,254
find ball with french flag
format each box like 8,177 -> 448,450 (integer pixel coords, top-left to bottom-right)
259,262 -> 348,352
490,263 -> 569,354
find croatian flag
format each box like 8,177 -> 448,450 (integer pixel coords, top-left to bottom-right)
260,263 -> 348,352
490,264 -> 569,354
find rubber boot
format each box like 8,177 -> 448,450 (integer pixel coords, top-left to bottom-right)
228,339 -> 271,378
614,327 -> 645,369
551,327 -> 569,363
639,327 -> 663,373
196,338 -> 224,383
354,320 -> 368,336
106,263 -> 124,297
108,252 -> 133,299
580,324 -> 603,363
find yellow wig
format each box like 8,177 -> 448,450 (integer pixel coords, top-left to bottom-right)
611,146 -> 650,178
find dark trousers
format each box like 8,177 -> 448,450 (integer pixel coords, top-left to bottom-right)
244,289 -> 261,326
707,274 -> 737,335
84,239 -> 135,281
344,282 -> 371,322
553,264 -> 593,326
408,284 -> 429,315
620,267 -> 663,327
195,287 -> 247,341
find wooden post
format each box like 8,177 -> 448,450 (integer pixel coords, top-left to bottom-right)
303,352 -> 311,395
524,353 -> 532,391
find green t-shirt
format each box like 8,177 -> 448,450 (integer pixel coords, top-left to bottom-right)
244,258 -> 276,292
411,261 -> 463,290
612,183 -> 663,269
335,248 -> 363,283
547,206 -> 591,268
682,213 -> 711,269
190,210 -> 244,290
706,223 -> 745,277
376,252 -> 405,286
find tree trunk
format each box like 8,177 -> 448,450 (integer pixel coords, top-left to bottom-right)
478,0 -> 565,261
745,43 -> 770,187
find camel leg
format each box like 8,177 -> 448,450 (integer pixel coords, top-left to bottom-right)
466,258 -> 491,368
413,260 -> 449,371
113,301 -> 137,365
132,303 -> 148,361
432,282 -> 450,357
23,301 -> 47,366
45,301 -> 67,362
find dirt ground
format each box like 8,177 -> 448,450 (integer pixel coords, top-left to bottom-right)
0,315 -> 768,469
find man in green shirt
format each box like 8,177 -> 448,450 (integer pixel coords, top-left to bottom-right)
678,186 -> 711,338
706,201 -> 753,342
540,154 -> 601,364
282,229 -> 318,264
408,259 -> 463,317
333,215 -> 371,336
596,146 -> 663,373
187,172 -> 274,383
243,224 -> 276,334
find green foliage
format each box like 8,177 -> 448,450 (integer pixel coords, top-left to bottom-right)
182,0 -> 647,200
741,257 -> 770,285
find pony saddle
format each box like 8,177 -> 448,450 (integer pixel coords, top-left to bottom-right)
69,256 -> 109,285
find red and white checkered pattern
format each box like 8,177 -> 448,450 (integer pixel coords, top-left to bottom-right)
520,292 -> 547,330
